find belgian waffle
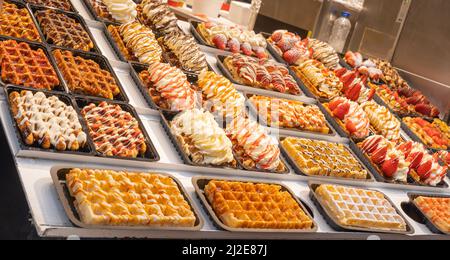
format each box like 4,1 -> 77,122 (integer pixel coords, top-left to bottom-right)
81,102 -> 147,158
204,180 -> 314,229
107,24 -> 135,61
9,90 -> 87,151
0,40 -> 60,90
249,95 -> 330,134
25,0 -> 73,11
119,21 -> 162,64
35,10 -> 94,52
66,168 -> 197,227
315,184 -> 407,231
0,2 -> 41,42
53,49 -> 120,100
281,137 -> 368,179
414,196 -> 450,233
88,0 -> 114,21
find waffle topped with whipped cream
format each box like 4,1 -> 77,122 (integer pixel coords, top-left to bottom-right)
315,184 -> 407,231
281,137 -> 368,179
170,109 -> 236,167
9,90 -> 87,151
204,180 -> 314,229
0,2 -> 41,42
101,0 -> 137,23
81,102 -> 147,158
226,117 -> 286,173
139,62 -> 198,111
66,168 -> 197,227
249,95 -> 330,134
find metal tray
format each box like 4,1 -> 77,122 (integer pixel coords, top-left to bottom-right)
129,62 -> 199,112
160,110 -> 290,174
51,166 -> 204,231
401,118 -> 449,153
31,5 -> 102,54
0,35 -> 67,93
309,181 -> 415,235
193,176 -> 318,233
2,0 -> 46,43
215,54 -> 305,97
5,85 -> 95,156
403,193 -> 450,235
349,140 -> 449,189
49,46 -> 129,103
26,0 -> 78,13
74,96 -> 160,163
246,93 -> 336,138
279,136 -> 375,182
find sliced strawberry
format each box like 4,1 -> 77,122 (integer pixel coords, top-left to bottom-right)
241,42 -> 254,56
271,30 -> 284,42
397,141 -> 413,156
414,104 -> 433,117
340,71 -> 356,86
283,48 -> 301,64
334,67 -> 347,78
328,98 -> 345,111
333,102 -> 350,121
408,152 -> 424,169
382,158 -> 399,178
227,38 -> 240,53
254,47 -> 268,59
345,84 -> 362,101
417,160 -> 432,178
371,146 -> 388,165
361,136 -> 383,154
367,87 -> 376,101
276,38 -> 293,52
212,34 -> 228,50
345,120 -> 357,134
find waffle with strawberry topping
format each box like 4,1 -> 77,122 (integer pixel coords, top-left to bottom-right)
291,59 -> 343,99
403,117 -> 449,150
344,51 -> 383,82
226,117 -> 286,173
223,54 -> 301,95
267,30 -> 312,65
334,67 -> 376,103
139,62 -> 199,111
249,95 -> 330,134
324,97 -> 370,139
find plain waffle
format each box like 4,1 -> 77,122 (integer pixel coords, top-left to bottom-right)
9,90 -> 87,151
204,180 -> 313,229
281,137 -> 368,179
66,168 -> 197,227
81,101 -> 147,158
0,39 -> 60,90
315,184 -> 407,231
35,10 -> 94,52
414,196 -> 449,233
25,0 -> 73,11
0,2 -> 41,42
53,49 -> 120,100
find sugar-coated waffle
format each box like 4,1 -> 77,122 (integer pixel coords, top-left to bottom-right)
81,102 -> 147,158
66,168 -> 197,227
204,180 -> 314,229
0,40 -> 60,90
53,49 -> 120,100
0,2 -> 41,42
282,137 -> 368,179
315,184 -> 407,231
414,196 -> 449,233
9,90 -> 87,151
35,10 -> 94,52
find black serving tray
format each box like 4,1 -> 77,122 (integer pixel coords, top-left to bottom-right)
215,54 -> 305,97
349,140 -> 449,189
309,181 -> 415,235
1,0 -> 46,43
0,35 -> 67,93
279,136 -> 375,182
5,85 -> 95,156
32,5 -> 102,54
52,167 -> 204,231
160,110 -> 290,174
193,176 -> 318,233
246,93 -> 336,137
74,96 -> 160,163
402,193 -> 450,235
50,46 -> 129,103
